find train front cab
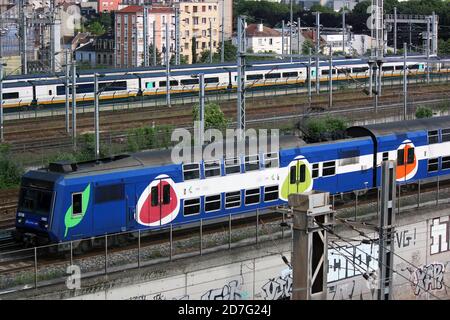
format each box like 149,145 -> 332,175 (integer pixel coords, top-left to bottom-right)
14,171 -> 60,246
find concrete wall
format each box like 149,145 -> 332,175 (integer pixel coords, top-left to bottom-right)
63,204 -> 450,300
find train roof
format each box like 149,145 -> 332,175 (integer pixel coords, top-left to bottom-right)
43,135 -> 306,178
346,115 -> 450,139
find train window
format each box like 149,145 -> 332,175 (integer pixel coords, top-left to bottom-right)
205,194 -> 221,212
265,73 -> 281,79
312,163 -> 319,178
337,68 -> 350,74
397,149 -> 405,166
428,130 -> 439,144
353,67 -> 368,73
321,70 -> 330,75
290,166 -> 296,184
442,129 -> 450,142
100,81 -> 127,91
299,164 -> 306,183
72,193 -> 83,216
146,82 -> 155,89
49,90 -> 53,95
264,185 -> 279,202
407,148 -> 415,164
2,92 -> 19,100
225,191 -> 241,208
95,184 -> 124,203
183,163 -> 200,180
225,157 -> 240,174
18,188 -> 53,215
322,161 -> 336,176
282,72 -> 298,78
339,156 -> 360,166
264,153 -> 279,168
204,160 -> 221,178
159,80 -> 179,87
183,198 -> 200,216
151,187 -> 158,207
428,158 -> 439,173
245,155 -> 259,172
245,188 -> 260,205
247,74 -> 263,81
442,156 -> 450,170
205,77 -> 219,84
383,66 -> 395,71
382,152 -> 389,161
181,78 -> 199,85
163,184 -> 171,204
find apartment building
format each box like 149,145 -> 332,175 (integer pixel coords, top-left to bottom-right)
115,5 -> 175,67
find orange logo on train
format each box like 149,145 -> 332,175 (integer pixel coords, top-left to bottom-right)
396,140 -> 418,181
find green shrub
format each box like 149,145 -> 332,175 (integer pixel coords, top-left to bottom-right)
415,106 -> 433,119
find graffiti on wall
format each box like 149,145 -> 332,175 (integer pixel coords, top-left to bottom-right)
395,228 -> 417,249
430,216 -> 450,255
261,269 -> 292,300
201,279 -> 245,300
404,263 -> 447,296
328,243 -> 379,283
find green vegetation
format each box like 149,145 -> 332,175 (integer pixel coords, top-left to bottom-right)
198,41 -> 238,64
415,106 -> 433,119
303,116 -> 348,142
149,44 -> 162,66
0,144 -> 23,189
86,21 -> 106,36
192,103 -> 230,131
127,125 -> 174,152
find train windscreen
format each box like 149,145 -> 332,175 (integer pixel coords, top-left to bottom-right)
18,187 -> 53,216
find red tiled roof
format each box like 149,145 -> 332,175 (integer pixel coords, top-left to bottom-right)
246,24 -> 280,37
117,5 -> 144,13
150,6 -> 174,14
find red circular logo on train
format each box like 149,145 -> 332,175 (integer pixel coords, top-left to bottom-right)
396,140 -> 418,181
136,174 -> 180,226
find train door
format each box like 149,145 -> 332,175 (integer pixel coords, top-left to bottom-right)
149,178 -> 173,227
288,161 -> 308,194
125,184 -> 136,229
396,142 -> 415,183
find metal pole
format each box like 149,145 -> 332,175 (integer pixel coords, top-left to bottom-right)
315,12 -> 320,94
256,209 -> 259,244
170,224 -> 173,261
199,73 -> 205,146
426,17 -> 430,84
72,61 -> 77,150
342,8 -> 346,54
297,17 -> 301,55
403,43 -> 407,120
94,73 -> 100,159
308,48 -> 312,107
105,234 -> 108,274
229,213 -> 232,249
369,62 -> 373,97
165,23 -> 171,107
281,20 -> 285,57
328,45 -> 332,108
432,12 -> 437,56
65,49 -> 70,134
143,6 -> 148,67
209,18 -> 213,63
393,7 -> 397,55
34,246 -> 38,289
221,0 -> 225,63
153,20 -> 157,66
175,7 -> 180,65
236,16 -> 246,140
0,62 -> 3,143
138,229 -> 141,268
290,0 -> 293,62
200,219 -> 203,255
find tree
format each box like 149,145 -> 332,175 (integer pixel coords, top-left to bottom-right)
192,37 -> 198,64
170,54 -> 189,65
148,43 -> 162,66
303,116 -> 348,142
302,39 -> 314,55
310,4 -> 336,15
86,21 -> 106,36
415,106 -> 433,119
192,103 -> 230,131
0,144 -> 23,189
216,41 -> 237,62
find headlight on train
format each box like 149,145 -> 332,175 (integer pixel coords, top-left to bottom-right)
17,218 -> 24,224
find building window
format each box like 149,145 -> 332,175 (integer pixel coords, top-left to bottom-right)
184,198 -> 200,216
193,5 -> 197,12
245,188 -> 260,205
428,130 -> 439,144
193,17 -> 199,25
428,158 -> 439,172
202,30 -> 206,37
202,18 -> 206,24
205,194 -> 221,212
269,38 -> 273,45
225,191 -> 241,208
264,185 -> 279,202
322,161 -> 336,176
202,5 -> 206,12
183,163 -> 200,180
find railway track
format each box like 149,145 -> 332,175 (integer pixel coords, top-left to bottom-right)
0,189 -> 19,230
5,83 -> 450,144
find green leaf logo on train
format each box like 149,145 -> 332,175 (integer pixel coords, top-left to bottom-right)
280,156 -> 313,200
64,184 -> 91,237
